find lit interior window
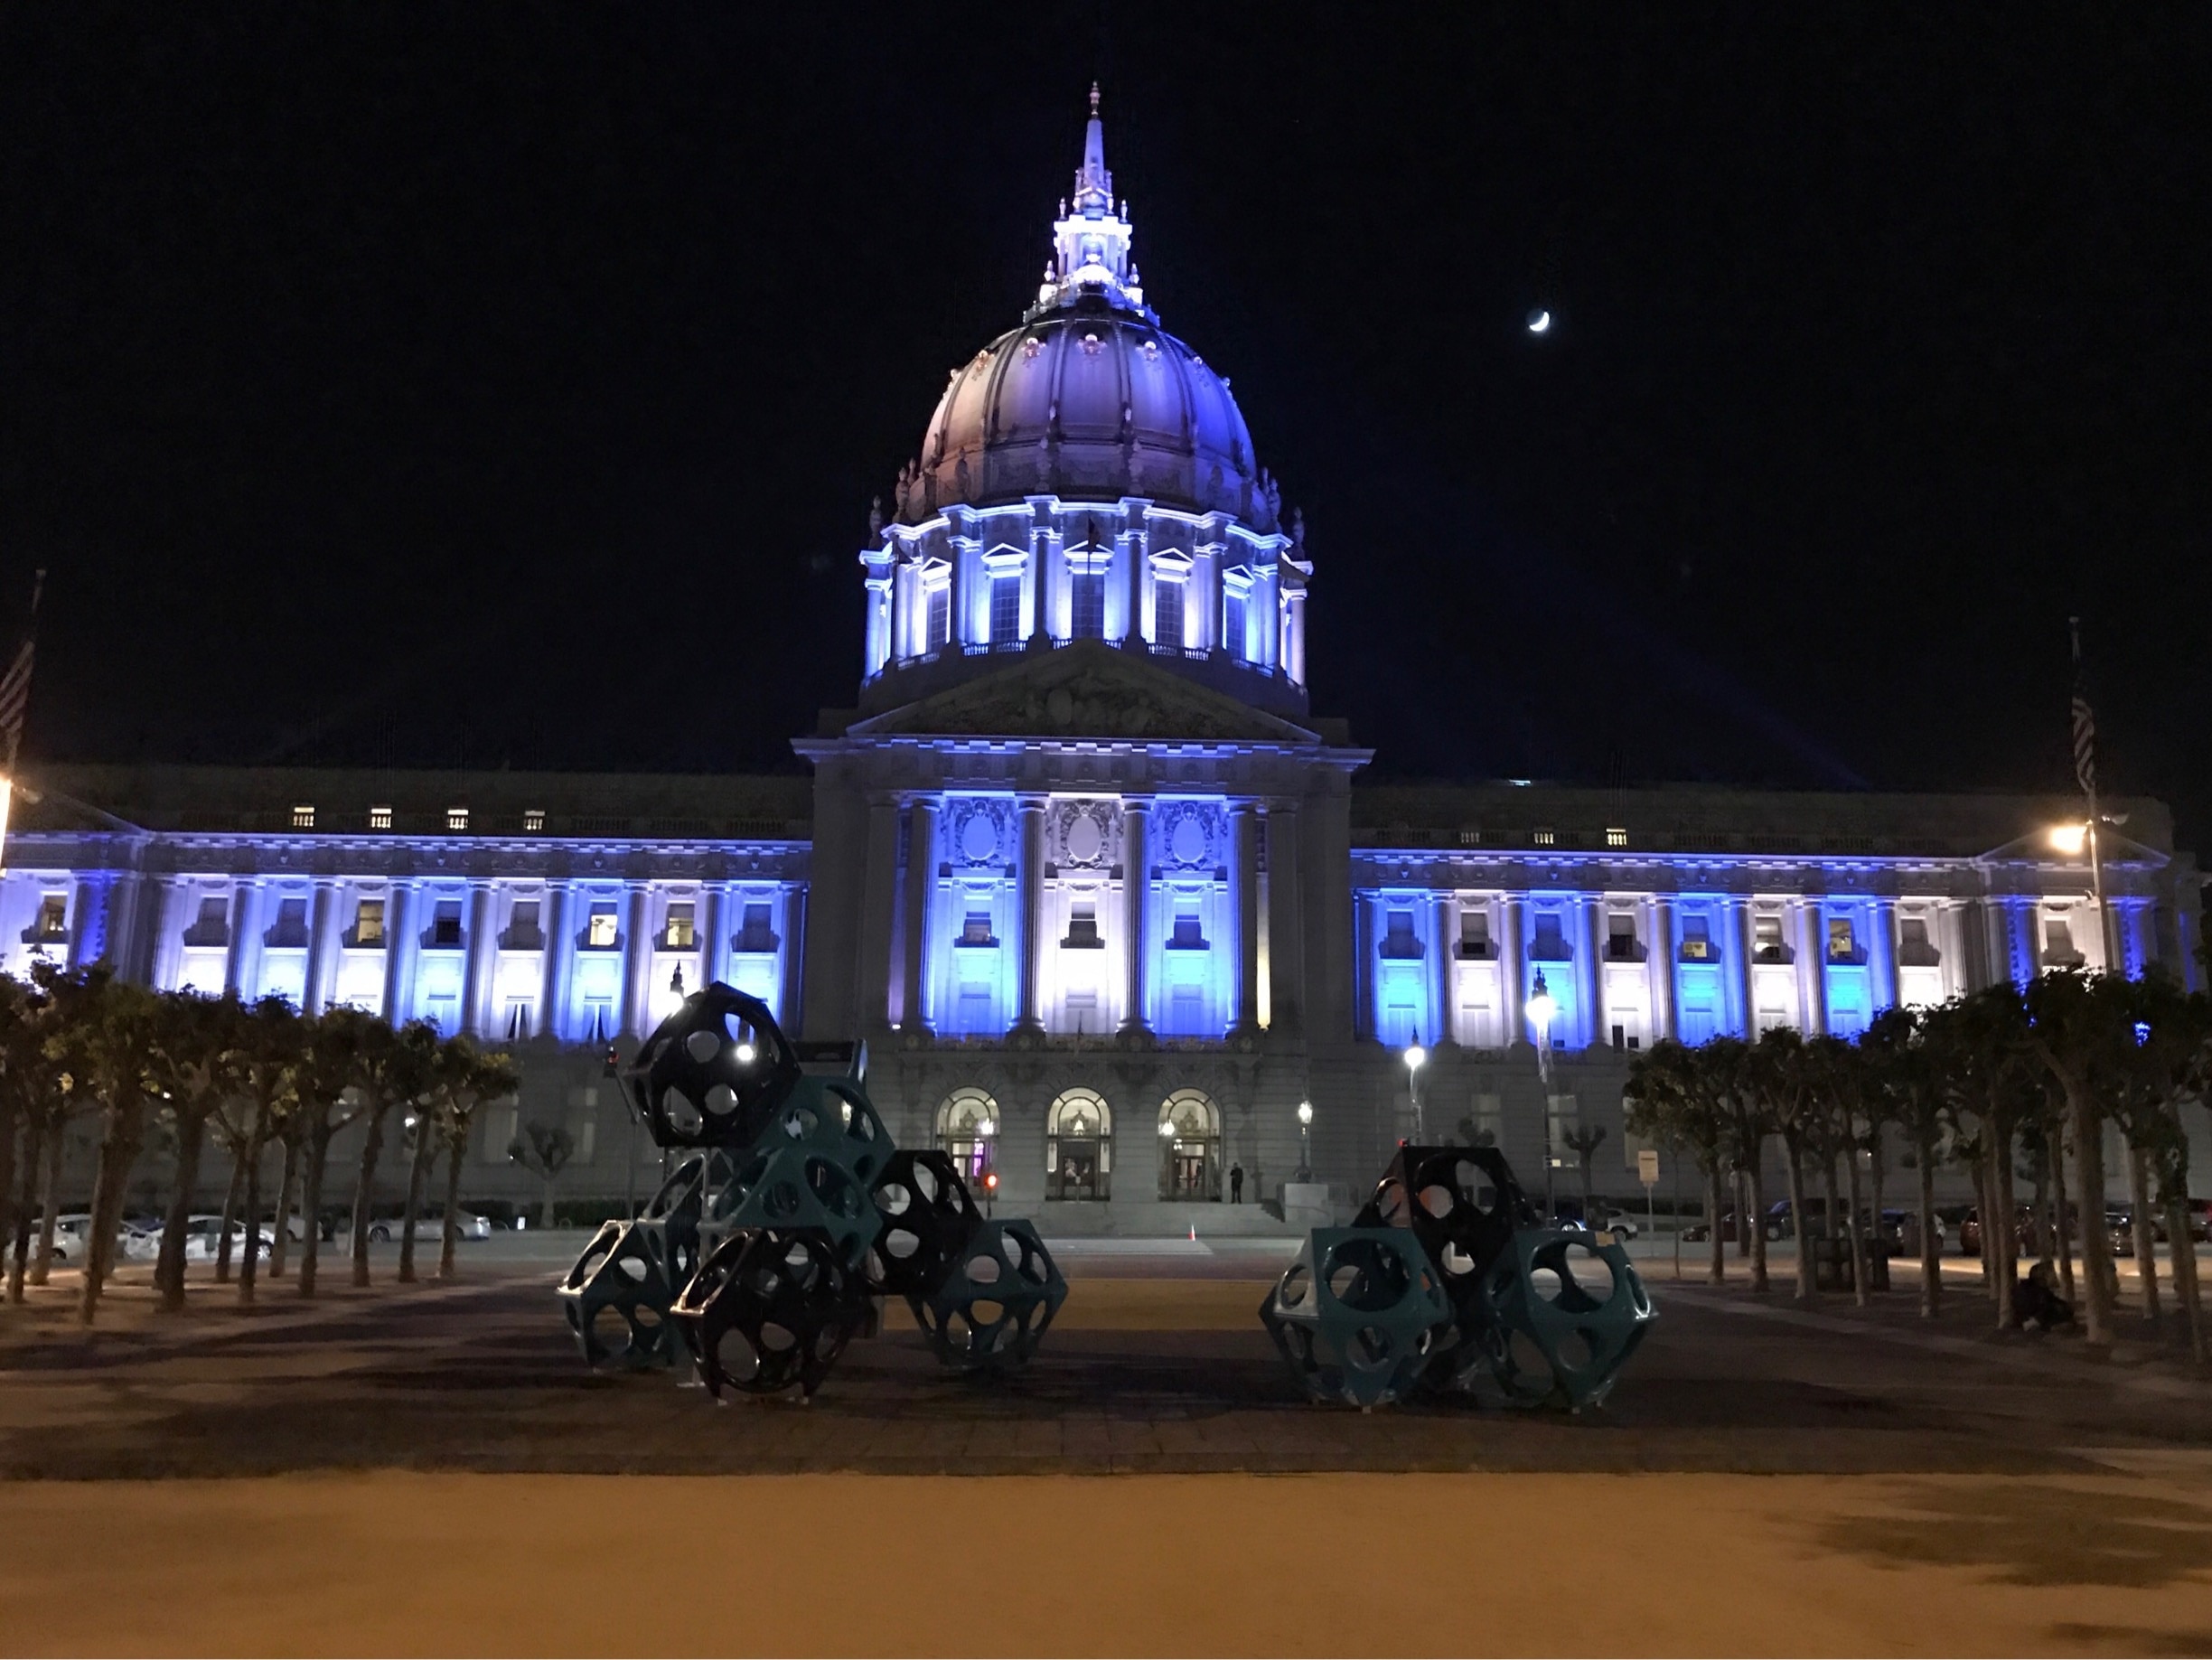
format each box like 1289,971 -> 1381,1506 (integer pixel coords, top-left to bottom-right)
523,808 -> 547,832
291,803 -> 315,830
665,903 -> 697,949
587,906 -> 618,948
446,807 -> 469,832
1606,826 -> 1627,849
369,804 -> 393,830
354,899 -> 386,945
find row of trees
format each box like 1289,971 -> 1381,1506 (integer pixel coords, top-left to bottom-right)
1625,967 -> 2207,1362
0,962 -> 519,1326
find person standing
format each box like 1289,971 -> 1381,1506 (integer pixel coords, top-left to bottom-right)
1230,1162 -> 1244,1204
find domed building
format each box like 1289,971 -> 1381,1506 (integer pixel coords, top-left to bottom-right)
0,90 -> 2196,1228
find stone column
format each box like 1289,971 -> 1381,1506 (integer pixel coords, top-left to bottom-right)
462,881 -> 495,1036
1649,896 -> 1677,1042
1581,896 -> 1606,1049
902,799 -> 939,1034
1013,795 -> 1047,1034
381,882 -> 416,1023
1429,892 -> 1454,1046
225,879 -> 260,997
1502,895 -> 1527,1045
1735,899 -> 1759,1036
302,879 -> 338,1016
1872,896 -> 1899,1012
620,882 -> 651,1038
777,886 -> 804,1030
1796,899 -> 1826,1035
539,882 -> 571,1041
1262,801 -> 1301,1036
1120,798 -> 1151,1034
854,795 -> 900,1031
1352,895 -> 1376,1042
699,883 -> 728,993
1232,803 -> 1261,1033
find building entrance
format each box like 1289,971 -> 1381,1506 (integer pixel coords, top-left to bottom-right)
1046,1088 -> 1113,1202
1157,1089 -> 1222,1202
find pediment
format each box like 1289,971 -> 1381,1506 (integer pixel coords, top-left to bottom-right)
844,641 -> 1321,744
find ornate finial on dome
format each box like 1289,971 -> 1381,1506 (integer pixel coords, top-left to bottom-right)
1033,84 -> 1154,323
868,495 -> 883,539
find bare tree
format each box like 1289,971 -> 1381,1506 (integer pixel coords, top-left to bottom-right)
508,1121 -> 576,1231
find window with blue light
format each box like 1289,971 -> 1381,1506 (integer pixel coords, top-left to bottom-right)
960,910 -> 997,947
1071,569 -> 1105,638
989,574 -> 1021,645
736,903 -> 776,952
1168,905 -> 1205,949
1155,579 -> 1184,649
1224,588 -> 1247,659
1826,916 -> 1858,961
1380,908 -> 1421,958
1531,914 -> 1571,960
926,584 -> 951,650
1680,915 -> 1713,961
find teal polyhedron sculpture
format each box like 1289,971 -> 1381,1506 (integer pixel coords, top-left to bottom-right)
908,1216 -> 1068,1374
1474,1227 -> 1655,1411
707,1142 -> 881,1271
1261,1228 -> 1450,1408
557,1217 -> 682,1370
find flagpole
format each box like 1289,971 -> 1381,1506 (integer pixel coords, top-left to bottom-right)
2070,616 -> 2116,973
0,568 -> 47,872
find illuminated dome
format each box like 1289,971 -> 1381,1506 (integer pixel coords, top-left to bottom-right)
895,88 -> 1279,532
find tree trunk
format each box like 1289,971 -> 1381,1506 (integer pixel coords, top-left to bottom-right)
539,1169 -> 558,1232
2166,1194 -> 2206,1366
237,1109 -> 268,1308
1992,1125 -> 2020,1331
154,1110 -> 209,1313
213,1140 -> 245,1284
2127,1139 -> 2160,1329
2031,1139 -> 2056,1280
297,1126 -> 332,1299
9,1104 -> 47,1302
438,1131 -> 465,1280
1705,1162 -> 1725,1285
0,1097 -> 18,1315
1969,1152 -> 1992,1289
1734,1168 -> 1751,1260
79,1095 -> 146,1327
397,1119 -> 436,1284
348,1106 -> 389,1289
2050,1123 -> 2076,1305
1845,1137 -> 1870,1308
2067,1077 -> 2116,1346
1917,1142 -> 1940,1319
1819,1151 -> 1840,1259
29,1117 -> 64,1287
1869,1125 -> 1887,1243
268,1135 -> 300,1280
1786,1140 -> 1814,1304
1747,1154 -> 1770,1293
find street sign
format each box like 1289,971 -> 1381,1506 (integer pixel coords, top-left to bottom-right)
1636,1148 -> 1660,1186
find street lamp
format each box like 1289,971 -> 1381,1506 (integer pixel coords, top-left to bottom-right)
2050,815 -> 2127,971
1402,1035 -> 1427,1141
1527,970 -> 1561,1216
1296,1099 -> 1313,1182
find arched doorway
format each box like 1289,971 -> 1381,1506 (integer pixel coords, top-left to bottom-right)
933,1087 -> 998,1188
1158,1089 -> 1222,1201
1046,1088 -> 1112,1201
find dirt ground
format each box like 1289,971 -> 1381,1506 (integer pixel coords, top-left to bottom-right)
3,1468 -> 2210,1656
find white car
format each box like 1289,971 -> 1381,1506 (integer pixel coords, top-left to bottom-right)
42,1214 -> 92,1263
181,1215 -> 274,1263
367,1205 -> 492,1243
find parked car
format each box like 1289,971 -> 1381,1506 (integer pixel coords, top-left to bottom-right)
181,1215 -> 273,1263
366,1205 -> 492,1243
42,1214 -> 93,1263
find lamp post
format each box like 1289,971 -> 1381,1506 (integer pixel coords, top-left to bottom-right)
1527,971 -> 1560,1219
977,1115 -> 996,1213
1402,1035 -> 1428,1141
2050,818 -> 2123,973
1297,1099 -> 1313,1182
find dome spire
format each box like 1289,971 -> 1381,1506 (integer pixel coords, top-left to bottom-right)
1038,83 -> 1151,321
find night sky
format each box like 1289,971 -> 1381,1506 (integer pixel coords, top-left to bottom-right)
4,6 -> 2208,840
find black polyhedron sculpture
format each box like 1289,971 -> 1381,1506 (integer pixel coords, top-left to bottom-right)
623,984 -> 801,1148
1259,1227 -> 1450,1407
557,1217 -> 683,1369
908,1217 -> 1067,1374
671,1225 -> 869,1399
864,1150 -> 984,1299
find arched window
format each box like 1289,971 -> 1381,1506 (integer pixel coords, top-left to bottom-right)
1046,1087 -> 1113,1201
934,1087 -> 999,1186
1157,1088 -> 1222,1202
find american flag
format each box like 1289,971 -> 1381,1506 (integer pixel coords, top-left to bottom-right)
0,570 -> 42,772
2069,615 -> 2097,799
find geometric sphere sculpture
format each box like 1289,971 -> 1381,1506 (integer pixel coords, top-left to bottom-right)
907,1217 -> 1067,1374
705,1142 -> 883,1272
557,1218 -> 683,1371
670,1226 -> 871,1400
623,983 -> 801,1149
1259,1227 -> 1450,1409
864,1149 -> 984,1299
1472,1227 -> 1656,1411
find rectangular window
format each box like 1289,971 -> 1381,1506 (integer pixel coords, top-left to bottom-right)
1071,569 -> 1106,638
524,809 -> 547,833
960,910 -> 996,947
1827,916 -> 1857,961
1607,913 -> 1638,960
1223,588 -> 1248,659
431,900 -> 464,947
446,807 -> 470,832
1380,908 -> 1421,959
1680,915 -> 1712,961
1753,914 -> 1786,962
1063,902 -> 1102,948
1154,579 -> 1184,649
36,894 -> 67,938
736,902 -> 776,952
1899,915 -> 1939,965
989,574 -> 1021,645
586,905 -> 618,949
2043,918 -> 2078,964
1532,827 -> 1556,847
291,803 -> 315,830
1458,909 -> 1492,959
508,899 -> 543,949
268,897 -> 310,948
925,583 -> 950,650
1606,826 -> 1627,849
187,895 -> 230,945
369,803 -> 394,830
1530,914 -> 1570,961
353,899 -> 386,946
664,903 -> 696,949
1170,906 -> 1205,949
